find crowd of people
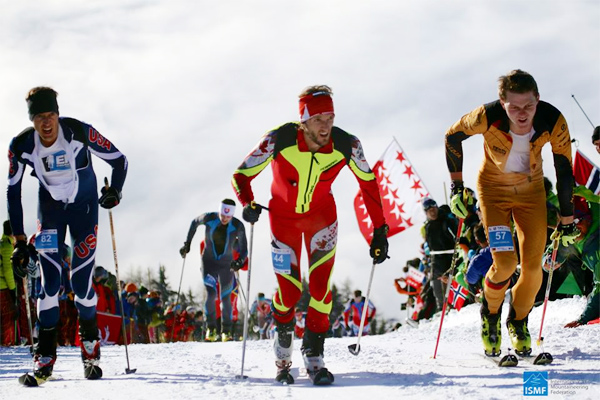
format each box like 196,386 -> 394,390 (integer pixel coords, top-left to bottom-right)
1,73 -> 598,384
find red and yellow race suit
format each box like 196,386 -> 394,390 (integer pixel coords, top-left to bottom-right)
445,100 -> 573,319
232,122 -> 385,332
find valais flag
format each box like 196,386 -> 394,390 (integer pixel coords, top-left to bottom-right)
574,149 -> 600,195
354,139 -> 430,242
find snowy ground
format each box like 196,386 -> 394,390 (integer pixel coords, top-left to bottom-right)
1,297 -> 598,400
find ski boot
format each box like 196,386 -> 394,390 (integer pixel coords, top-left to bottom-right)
506,308 -> 531,356
33,326 -> 58,380
221,331 -> 233,342
480,302 -> 502,357
79,318 -> 103,380
205,328 -> 218,342
274,320 -> 295,384
301,329 -> 334,385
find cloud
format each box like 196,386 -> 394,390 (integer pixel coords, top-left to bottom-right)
1,0 -> 598,319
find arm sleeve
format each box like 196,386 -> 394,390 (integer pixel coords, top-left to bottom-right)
347,135 -> 386,229
185,214 -> 208,245
549,114 -> 574,217
7,139 -> 27,236
445,105 -> 488,173
85,123 -> 128,192
231,130 -> 276,206
466,247 -> 493,285
578,291 -> 599,324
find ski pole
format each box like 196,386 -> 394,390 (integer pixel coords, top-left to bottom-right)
432,217 -> 464,359
571,94 -> 595,128
105,177 -> 136,374
348,260 -> 377,355
170,255 -> 186,342
18,276 -> 39,385
236,223 -> 254,379
537,237 -> 560,346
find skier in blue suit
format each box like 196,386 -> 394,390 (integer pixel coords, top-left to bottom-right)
8,87 -> 127,380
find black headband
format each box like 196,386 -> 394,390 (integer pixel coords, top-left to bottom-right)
27,91 -> 59,121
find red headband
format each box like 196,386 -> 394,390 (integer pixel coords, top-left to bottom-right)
299,92 -> 334,122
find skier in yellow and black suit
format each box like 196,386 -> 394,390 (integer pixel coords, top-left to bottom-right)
444,70 -> 579,357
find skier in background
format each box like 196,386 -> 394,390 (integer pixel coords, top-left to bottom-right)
179,199 -> 248,342
343,290 -> 376,336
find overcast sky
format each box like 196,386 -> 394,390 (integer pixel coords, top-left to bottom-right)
1,0 -> 598,319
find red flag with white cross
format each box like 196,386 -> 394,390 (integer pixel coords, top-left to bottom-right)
354,138 -> 430,242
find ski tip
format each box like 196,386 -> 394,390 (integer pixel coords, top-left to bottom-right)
348,344 -> 361,356
498,354 -> 519,367
533,352 -> 553,365
310,368 -> 334,385
275,373 -> 294,385
18,373 -> 39,387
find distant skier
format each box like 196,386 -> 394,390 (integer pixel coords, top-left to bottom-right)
232,85 -> 389,385
179,199 -> 248,342
445,70 -> 577,357
343,290 -> 376,336
250,292 -> 273,340
8,87 -> 127,381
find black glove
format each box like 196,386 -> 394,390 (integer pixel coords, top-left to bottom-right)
231,258 -> 245,271
242,202 -> 261,223
99,186 -> 121,209
9,289 -> 17,305
370,224 -> 389,264
11,240 -> 29,278
179,242 -> 190,258
367,317 -> 372,323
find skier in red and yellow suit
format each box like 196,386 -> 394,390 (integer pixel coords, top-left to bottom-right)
232,85 -> 388,381
445,70 -> 578,357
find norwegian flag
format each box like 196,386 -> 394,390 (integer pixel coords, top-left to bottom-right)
574,149 -> 600,195
354,138 -> 430,242
447,280 -> 469,311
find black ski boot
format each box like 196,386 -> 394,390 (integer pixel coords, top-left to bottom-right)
481,300 -> 502,357
79,317 -> 102,380
301,329 -> 334,385
33,326 -> 58,379
274,320 -> 295,384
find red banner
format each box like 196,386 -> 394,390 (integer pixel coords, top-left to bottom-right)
574,149 -> 600,195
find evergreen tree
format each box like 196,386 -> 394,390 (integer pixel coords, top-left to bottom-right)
151,264 -> 176,305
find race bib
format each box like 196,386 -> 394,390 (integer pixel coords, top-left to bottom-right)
272,247 -> 291,275
488,225 -> 514,252
35,229 -> 59,253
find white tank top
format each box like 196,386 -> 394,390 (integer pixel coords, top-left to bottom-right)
505,129 -> 534,173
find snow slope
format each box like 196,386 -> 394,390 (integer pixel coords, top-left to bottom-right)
1,297 -> 598,400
